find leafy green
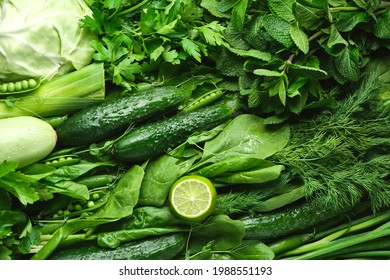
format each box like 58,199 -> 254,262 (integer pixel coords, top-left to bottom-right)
91,165 -> 144,219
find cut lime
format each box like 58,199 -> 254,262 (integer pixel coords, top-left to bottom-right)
169,175 -> 217,222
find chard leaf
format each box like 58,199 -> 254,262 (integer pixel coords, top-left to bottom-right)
263,14 -> 294,48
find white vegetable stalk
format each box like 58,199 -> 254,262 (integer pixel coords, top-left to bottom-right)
0,0 -> 96,82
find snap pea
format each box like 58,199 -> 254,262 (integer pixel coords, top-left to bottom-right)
0,78 -> 41,95
44,156 -> 80,168
181,88 -> 224,113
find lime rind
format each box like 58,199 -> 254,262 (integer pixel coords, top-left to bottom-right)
169,175 -> 217,222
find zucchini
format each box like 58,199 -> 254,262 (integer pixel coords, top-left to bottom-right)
0,116 -> 57,168
50,233 -> 186,260
240,198 -> 356,241
56,86 -> 184,147
112,103 -> 233,162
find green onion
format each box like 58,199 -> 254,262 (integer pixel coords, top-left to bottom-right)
0,63 -> 105,118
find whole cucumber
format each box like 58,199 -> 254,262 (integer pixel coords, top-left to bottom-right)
241,198 -> 356,240
50,233 -> 186,260
56,86 -> 183,146
111,103 -> 233,162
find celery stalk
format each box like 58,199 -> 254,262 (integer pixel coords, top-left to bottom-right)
0,63 -> 105,118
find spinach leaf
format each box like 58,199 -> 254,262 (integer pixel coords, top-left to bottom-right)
190,114 -> 290,171
138,154 -> 198,206
213,163 -> 284,185
91,165 -> 144,219
188,214 -> 245,253
43,162 -> 116,183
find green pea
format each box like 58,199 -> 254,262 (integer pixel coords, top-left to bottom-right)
28,78 -> 37,88
14,81 -> 22,91
21,80 -> 29,89
7,82 -> 15,92
1,84 -> 7,93
87,201 -> 95,208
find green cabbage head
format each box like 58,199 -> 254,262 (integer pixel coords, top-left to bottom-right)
0,0 -> 96,82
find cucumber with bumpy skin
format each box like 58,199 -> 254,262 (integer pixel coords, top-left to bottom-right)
50,233 -> 186,260
56,86 -> 184,147
112,103 -> 234,163
240,198 -> 356,241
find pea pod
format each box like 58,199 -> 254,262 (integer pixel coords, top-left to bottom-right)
0,78 -> 41,95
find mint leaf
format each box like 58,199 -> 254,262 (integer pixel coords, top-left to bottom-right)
374,9 -> 390,39
217,0 -> 241,12
288,62 -> 328,79
268,0 -> 295,21
232,0 -> 248,31
227,47 -> 271,61
253,69 -> 282,77
335,46 -> 360,81
201,0 -> 231,18
293,2 -> 324,31
263,14 -> 294,48
289,21 -> 309,54
335,11 -> 369,32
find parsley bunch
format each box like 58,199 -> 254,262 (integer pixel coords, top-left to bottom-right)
82,0 -> 227,89
82,0 -> 390,119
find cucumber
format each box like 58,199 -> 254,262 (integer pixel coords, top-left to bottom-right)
0,116 -> 57,168
112,103 -> 233,162
56,86 -> 184,147
240,198 -> 356,241
50,233 -> 186,260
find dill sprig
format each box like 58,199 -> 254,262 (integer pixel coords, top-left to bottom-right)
271,73 -> 390,212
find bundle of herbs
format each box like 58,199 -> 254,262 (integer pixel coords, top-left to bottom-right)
216,69 -> 390,219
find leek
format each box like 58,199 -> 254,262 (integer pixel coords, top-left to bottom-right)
0,63 -> 105,119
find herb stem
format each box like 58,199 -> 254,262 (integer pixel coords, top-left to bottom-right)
117,0 -> 150,17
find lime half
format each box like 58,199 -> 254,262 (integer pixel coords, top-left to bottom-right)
169,175 -> 217,222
